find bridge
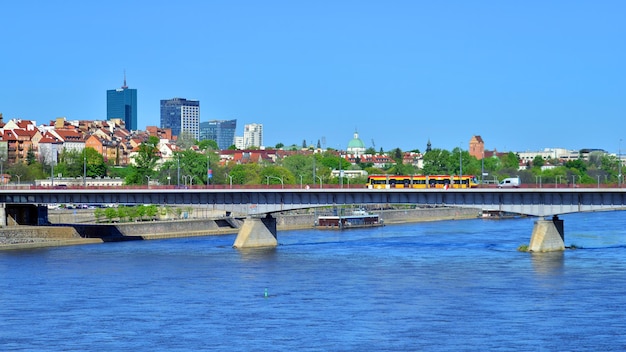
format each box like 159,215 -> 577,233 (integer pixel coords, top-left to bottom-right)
2,187 -> 626,251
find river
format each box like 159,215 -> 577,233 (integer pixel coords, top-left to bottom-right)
1,211 -> 626,351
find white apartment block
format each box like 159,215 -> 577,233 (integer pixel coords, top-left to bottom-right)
518,148 -> 578,163
243,123 -> 263,148
181,104 -> 200,141
234,136 -> 244,150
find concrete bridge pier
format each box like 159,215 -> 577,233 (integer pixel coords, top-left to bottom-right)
233,214 -> 278,249
0,203 -> 5,227
529,215 -> 565,252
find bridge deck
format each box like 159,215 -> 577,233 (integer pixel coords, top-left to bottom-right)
2,188 -> 626,217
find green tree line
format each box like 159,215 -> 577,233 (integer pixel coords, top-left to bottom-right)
6,141 -> 622,187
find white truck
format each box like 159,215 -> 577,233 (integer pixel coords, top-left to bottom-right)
498,177 -> 521,188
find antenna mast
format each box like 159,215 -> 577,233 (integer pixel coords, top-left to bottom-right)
122,70 -> 128,89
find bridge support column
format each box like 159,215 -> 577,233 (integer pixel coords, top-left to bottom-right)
0,203 -> 5,227
233,214 -> 278,249
529,215 -> 565,252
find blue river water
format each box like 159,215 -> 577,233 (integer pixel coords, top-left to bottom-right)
2,211 -> 626,351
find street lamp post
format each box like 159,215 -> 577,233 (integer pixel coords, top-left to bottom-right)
315,175 -> 323,188
298,174 -> 303,189
177,154 -> 180,188
481,151 -> 484,186
556,175 -> 562,188
339,159 -> 343,188
226,174 -> 233,189
145,175 -> 151,189
266,175 -> 284,188
459,145 -> 463,184
83,153 -> 87,187
619,139 -> 622,188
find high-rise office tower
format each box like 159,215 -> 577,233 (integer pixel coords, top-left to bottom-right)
160,98 -> 200,140
243,123 -> 263,149
106,74 -> 137,131
200,119 -> 237,150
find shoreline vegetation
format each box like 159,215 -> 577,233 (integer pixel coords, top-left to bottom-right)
0,206 -> 480,250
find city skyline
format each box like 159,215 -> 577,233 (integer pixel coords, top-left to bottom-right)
1,1 -> 625,153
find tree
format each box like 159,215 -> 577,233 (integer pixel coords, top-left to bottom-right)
392,148 -> 403,163
126,136 -> 160,185
26,148 -> 36,165
565,159 -> 587,174
319,152 -> 350,173
501,152 -> 520,170
587,151 -> 604,169
94,208 -> 105,223
422,149 -> 454,175
282,154 -> 315,184
260,165 -> 294,186
145,205 -> 158,219
55,148 -> 106,179
532,155 -> 545,169
7,162 -> 34,182
229,163 -> 263,185
56,149 -> 83,177
179,150 -> 216,186
389,163 -> 417,175
176,131 -> 197,150
104,207 -> 117,223
197,139 -> 218,151
136,204 -> 147,221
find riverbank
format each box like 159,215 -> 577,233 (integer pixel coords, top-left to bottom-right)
0,206 -> 480,250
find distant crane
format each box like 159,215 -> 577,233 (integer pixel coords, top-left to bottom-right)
371,139 -> 376,149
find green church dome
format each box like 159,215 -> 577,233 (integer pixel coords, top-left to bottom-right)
347,131 -> 366,154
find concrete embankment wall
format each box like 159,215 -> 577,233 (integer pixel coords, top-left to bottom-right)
0,218 -> 241,249
71,218 -> 241,241
378,207 -> 480,223
0,226 -> 102,249
276,207 -> 480,229
1,206 -> 480,250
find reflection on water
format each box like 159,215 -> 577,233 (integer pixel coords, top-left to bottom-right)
236,246 -> 278,261
531,251 -> 565,276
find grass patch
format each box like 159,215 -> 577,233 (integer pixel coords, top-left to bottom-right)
517,244 -> 529,252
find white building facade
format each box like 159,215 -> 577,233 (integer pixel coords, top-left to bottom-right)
243,123 -> 263,148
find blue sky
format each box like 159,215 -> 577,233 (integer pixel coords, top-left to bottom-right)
2,1 -> 625,154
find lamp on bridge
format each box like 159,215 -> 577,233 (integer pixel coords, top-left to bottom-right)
266,175 -> 284,189
315,175 -> 323,188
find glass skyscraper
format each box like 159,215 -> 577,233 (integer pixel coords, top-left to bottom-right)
160,98 -> 200,140
106,76 -> 137,131
200,119 -> 237,150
